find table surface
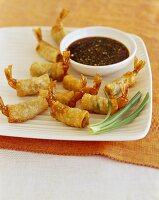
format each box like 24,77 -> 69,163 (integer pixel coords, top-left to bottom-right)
0,0 -> 159,199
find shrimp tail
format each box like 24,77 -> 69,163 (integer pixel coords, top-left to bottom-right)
62,50 -> 70,76
51,9 -> 69,45
116,83 -> 129,110
0,96 -> 9,117
48,81 -> 57,107
133,56 -> 145,74
68,91 -> 84,107
54,9 -> 69,31
91,74 -> 102,95
58,9 -> 69,22
63,50 -> 70,65
83,74 -> 102,95
33,28 -> 42,41
81,74 -> 87,88
4,65 -> 17,89
67,74 -> 87,107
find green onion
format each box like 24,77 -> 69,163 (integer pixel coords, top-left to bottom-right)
89,92 -> 149,134
89,91 -> 142,132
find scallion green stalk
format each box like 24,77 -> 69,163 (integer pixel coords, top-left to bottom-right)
89,91 -> 142,132
89,92 -> 149,134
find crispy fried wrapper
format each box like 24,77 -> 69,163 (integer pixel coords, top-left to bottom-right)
63,74 -> 102,94
48,82 -> 89,128
39,89 -> 74,106
81,84 -> 128,114
51,9 -> 69,45
81,94 -> 118,115
63,74 -> 87,91
5,65 -> 50,97
39,81 -> 84,107
33,28 -> 63,62
83,74 -> 102,95
0,96 -> 48,123
51,101 -> 89,128
105,57 -> 145,97
30,51 -> 70,81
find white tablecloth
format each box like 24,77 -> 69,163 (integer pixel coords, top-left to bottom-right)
0,149 -> 159,200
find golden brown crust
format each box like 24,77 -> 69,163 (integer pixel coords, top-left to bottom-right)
42,80 -> 83,107
81,93 -> 108,114
0,96 -> 48,123
30,51 -> 70,81
51,9 -> 69,45
63,74 -> 87,91
51,100 -> 89,128
33,28 -> 62,62
81,93 -> 120,115
83,74 -> 102,95
8,97 -> 48,123
5,66 -> 51,97
104,57 -> 145,97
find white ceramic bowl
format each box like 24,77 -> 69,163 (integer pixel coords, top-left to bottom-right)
60,26 -> 137,76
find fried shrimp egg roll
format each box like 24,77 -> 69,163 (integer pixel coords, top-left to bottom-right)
33,28 -> 62,62
55,91 -> 74,105
5,65 -> 50,97
39,89 -> 74,105
105,57 -> 145,97
51,101 -> 89,128
83,74 -> 102,95
81,85 -> 128,114
0,96 -> 48,123
63,74 -> 87,92
81,94 -> 118,114
51,9 -> 69,45
39,81 -> 83,107
63,74 -> 102,95
30,51 -> 70,81
48,82 -> 89,128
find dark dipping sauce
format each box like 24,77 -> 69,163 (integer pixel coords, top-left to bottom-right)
68,37 -> 129,66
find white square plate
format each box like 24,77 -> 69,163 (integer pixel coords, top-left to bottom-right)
0,27 -> 152,141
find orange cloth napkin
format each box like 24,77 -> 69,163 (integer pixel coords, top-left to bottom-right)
0,102 -> 158,169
